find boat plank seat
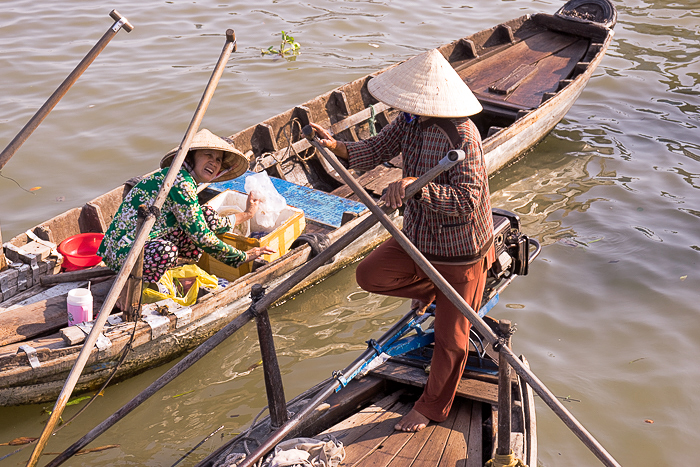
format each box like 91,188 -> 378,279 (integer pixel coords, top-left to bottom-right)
320,391 -> 482,466
370,361 -> 499,405
331,155 -> 404,200
464,30 -> 590,111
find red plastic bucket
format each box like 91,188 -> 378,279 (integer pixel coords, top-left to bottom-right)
57,233 -> 104,271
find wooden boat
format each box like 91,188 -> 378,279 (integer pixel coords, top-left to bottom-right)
196,210 -> 542,467
197,326 -> 538,467
0,0 -> 617,407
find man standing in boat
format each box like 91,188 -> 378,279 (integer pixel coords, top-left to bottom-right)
310,48 -> 494,432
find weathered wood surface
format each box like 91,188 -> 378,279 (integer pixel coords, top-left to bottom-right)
0,279 -> 113,347
504,39 -> 589,109
318,393 -> 482,467
370,361 -> 500,405
40,266 -> 114,285
519,356 -> 538,466
466,31 -> 578,95
197,375 -> 390,466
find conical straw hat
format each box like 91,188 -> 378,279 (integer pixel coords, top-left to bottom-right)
368,49 -> 482,118
160,129 -> 248,182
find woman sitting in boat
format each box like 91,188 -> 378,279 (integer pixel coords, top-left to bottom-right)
97,128 -> 275,284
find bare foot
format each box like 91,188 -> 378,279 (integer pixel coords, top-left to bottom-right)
394,408 -> 429,432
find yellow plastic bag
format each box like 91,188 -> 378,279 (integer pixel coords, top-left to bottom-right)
142,264 -> 218,306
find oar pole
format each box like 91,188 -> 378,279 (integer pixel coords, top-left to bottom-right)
25,29 -> 237,467
0,10 -> 133,172
307,133 -> 623,467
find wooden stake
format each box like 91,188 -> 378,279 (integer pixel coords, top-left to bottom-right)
252,284 -> 288,428
123,207 -> 146,322
497,319 -> 513,457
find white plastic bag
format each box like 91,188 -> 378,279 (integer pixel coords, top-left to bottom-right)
244,171 -> 286,230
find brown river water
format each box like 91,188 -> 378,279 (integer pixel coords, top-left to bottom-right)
1,0 -> 699,465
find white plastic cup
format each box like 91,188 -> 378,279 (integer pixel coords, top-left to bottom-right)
67,288 -> 93,326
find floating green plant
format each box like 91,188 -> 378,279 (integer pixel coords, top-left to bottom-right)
261,31 -> 301,59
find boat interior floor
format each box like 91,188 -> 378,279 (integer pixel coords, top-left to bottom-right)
319,388 -> 486,467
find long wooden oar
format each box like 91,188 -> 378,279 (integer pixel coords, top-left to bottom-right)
43,149 -> 463,467
0,10 -> 133,172
305,130 -> 623,467
25,29 -> 238,467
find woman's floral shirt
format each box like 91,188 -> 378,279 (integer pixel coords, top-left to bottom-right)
97,168 -> 246,272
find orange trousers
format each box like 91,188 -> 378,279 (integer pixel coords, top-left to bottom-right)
356,237 -> 492,422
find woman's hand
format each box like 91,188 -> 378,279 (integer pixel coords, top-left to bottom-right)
244,191 -> 263,217
245,246 -> 276,262
231,191 -> 263,226
381,177 -> 417,209
308,122 -> 349,160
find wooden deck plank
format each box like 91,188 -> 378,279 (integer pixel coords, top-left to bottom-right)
319,390 -> 406,446
465,402 -> 483,467
383,424 -> 439,467
370,362 -> 499,405
368,406 -> 460,467
464,31 -> 578,95
437,399 -> 473,467
355,428 -> 416,466
341,401 -> 412,465
363,166 -> 403,195
0,279 -> 113,347
505,38 -> 589,109
410,403 -> 460,467
330,165 -> 403,199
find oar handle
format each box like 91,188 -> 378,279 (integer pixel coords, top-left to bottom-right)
0,10 -> 133,172
404,149 -> 464,199
109,9 -> 134,32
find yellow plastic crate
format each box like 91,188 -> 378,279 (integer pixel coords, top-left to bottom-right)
198,190 -> 305,281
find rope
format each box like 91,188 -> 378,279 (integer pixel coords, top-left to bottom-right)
254,116 -> 312,174
485,451 -> 528,467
